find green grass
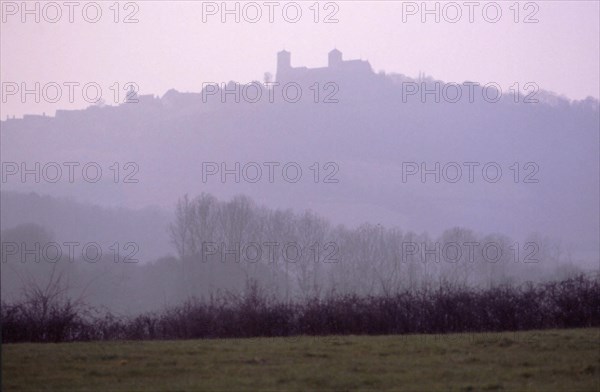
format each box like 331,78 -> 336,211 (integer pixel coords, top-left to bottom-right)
2,328 -> 599,391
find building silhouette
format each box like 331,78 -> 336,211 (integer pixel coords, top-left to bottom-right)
276,49 -> 373,84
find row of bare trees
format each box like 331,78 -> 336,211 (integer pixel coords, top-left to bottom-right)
168,193 -> 573,301
1,193 -> 591,342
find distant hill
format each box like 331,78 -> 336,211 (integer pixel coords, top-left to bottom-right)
2,53 -> 598,264
0,191 -> 172,263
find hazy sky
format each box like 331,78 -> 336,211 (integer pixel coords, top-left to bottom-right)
1,0 -> 599,117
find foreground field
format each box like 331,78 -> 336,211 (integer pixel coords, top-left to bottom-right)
2,328 -> 599,391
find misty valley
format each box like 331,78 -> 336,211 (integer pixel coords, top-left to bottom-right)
1,4 -> 599,390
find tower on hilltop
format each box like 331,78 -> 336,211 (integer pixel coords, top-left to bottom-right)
328,48 -> 343,68
277,50 -> 291,72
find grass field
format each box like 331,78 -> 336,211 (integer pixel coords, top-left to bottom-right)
2,328 -> 599,391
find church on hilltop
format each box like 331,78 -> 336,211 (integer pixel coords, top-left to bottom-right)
276,49 -> 374,84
